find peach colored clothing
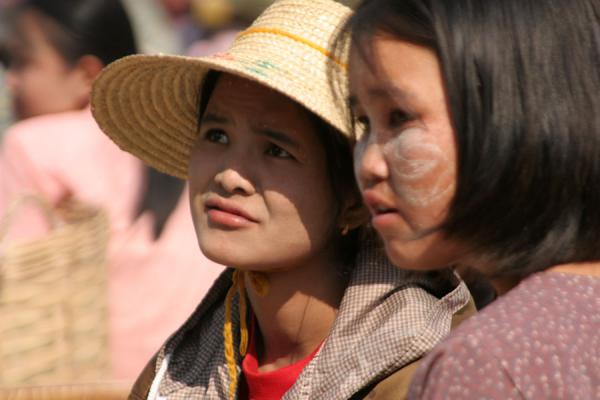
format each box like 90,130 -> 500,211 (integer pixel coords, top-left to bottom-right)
0,109 -> 224,380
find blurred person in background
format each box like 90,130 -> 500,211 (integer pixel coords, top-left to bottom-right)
120,0 -> 185,55
0,0 -> 223,380
0,3 -> 16,139
160,0 -> 204,51
186,0 -> 274,57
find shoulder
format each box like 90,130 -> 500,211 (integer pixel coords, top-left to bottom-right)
408,329 -> 523,400
2,109 -> 108,162
409,272 -> 600,400
4,109 -> 97,142
359,360 -> 420,400
407,280 -> 530,399
129,354 -> 158,400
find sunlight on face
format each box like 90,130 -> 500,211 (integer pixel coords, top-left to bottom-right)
350,36 -> 464,270
188,74 -> 339,271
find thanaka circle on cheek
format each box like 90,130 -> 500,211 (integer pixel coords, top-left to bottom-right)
383,127 -> 455,208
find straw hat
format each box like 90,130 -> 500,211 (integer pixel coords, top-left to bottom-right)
91,0 -> 352,179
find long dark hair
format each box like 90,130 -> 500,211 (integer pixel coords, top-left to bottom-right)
19,0 -> 185,238
341,0 -> 600,278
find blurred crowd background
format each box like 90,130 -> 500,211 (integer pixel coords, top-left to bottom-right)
0,0 -> 288,138
0,0 -> 358,140
0,0 -> 358,395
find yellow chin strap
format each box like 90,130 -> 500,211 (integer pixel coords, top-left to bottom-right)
223,270 -> 269,400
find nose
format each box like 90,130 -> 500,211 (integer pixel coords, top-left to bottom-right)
214,168 -> 256,195
355,139 -> 389,189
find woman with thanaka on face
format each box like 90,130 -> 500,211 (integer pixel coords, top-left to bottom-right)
343,0 -> 600,398
91,1 -> 473,398
0,0 -> 224,379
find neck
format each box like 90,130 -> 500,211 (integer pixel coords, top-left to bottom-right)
548,261 -> 600,277
490,277 -> 519,295
244,256 -> 346,373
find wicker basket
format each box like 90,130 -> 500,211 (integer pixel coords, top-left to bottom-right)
0,196 -> 111,385
0,381 -> 130,400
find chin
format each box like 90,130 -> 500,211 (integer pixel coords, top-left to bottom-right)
199,240 -> 237,267
197,238 -> 260,270
384,241 -> 448,271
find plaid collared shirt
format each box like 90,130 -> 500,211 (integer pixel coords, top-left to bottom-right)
151,233 -> 471,399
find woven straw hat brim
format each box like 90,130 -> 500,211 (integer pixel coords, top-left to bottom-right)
92,0 -> 352,180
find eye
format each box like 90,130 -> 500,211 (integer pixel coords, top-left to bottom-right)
204,129 -> 228,144
389,109 -> 412,128
265,143 -> 294,159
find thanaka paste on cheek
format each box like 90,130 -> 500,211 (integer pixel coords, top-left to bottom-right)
383,127 -> 454,209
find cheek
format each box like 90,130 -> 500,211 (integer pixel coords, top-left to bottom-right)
383,127 -> 455,209
277,177 -> 334,221
188,146 -> 213,188
187,149 -> 214,215
14,67 -> 76,116
271,174 -> 337,240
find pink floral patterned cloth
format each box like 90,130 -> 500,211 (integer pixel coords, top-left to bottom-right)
409,271 -> 600,399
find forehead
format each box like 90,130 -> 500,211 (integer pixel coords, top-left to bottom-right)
208,74 -> 304,115
9,11 -> 57,55
206,74 -> 323,142
348,36 -> 442,103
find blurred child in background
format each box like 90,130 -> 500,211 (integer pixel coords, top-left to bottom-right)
0,0 -> 223,380
0,5 -> 15,139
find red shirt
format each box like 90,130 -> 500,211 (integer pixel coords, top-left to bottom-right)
241,326 -> 321,400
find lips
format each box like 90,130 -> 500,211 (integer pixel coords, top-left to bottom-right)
362,189 -> 404,232
362,190 -> 398,216
204,196 -> 258,225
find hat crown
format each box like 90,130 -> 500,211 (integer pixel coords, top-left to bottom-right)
91,0 -> 354,179
242,0 -> 352,52
213,0 -> 352,136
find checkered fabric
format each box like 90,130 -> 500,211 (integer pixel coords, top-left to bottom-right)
152,232 -> 471,399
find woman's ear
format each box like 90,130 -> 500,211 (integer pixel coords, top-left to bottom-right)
72,55 -> 104,107
76,54 -> 104,82
338,195 -> 369,233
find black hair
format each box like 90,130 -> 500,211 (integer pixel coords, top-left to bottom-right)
198,71 -> 366,268
18,0 -> 136,66
342,0 -> 600,279
17,0 -> 184,239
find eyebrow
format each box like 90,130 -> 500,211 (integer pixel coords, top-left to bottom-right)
200,112 -> 229,125
200,112 -> 300,149
369,86 -> 411,100
348,85 -> 413,108
256,128 -> 300,149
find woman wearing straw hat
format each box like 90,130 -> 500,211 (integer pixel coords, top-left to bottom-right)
91,0 -> 473,398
